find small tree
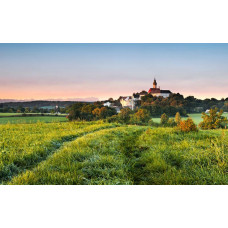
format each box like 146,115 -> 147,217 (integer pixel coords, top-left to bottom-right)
25,107 -> 30,113
129,109 -> 150,125
134,108 -> 151,123
92,107 -> 101,119
175,112 -> 181,125
160,113 -> 169,125
199,108 -> 228,129
118,108 -> 132,123
178,118 -> 198,132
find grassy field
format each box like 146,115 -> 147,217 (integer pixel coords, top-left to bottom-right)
1,113 -> 227,125
0,121 -> 119,183
0,116 -> 68,124
152,113 -> 228,125
0,113 -> 23,116
0,113 -> 67,116
0,118 -> 227,185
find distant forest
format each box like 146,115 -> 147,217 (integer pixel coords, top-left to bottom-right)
138,93 -> 228,116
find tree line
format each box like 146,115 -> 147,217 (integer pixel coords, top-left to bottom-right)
139,93 -> 228,115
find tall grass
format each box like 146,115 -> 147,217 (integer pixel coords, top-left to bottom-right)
1,120 -> 228,185
0,121 -> 118,183
10,126 -> 147,185
131,128 -> 228,184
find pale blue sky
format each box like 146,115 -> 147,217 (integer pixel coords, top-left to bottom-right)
0,43 -> 227,100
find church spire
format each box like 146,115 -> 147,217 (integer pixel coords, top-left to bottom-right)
153,78 -> 157,88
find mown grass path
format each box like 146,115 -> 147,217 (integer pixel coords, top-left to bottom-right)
0,122 -> 118,184
9,126 -> 148,185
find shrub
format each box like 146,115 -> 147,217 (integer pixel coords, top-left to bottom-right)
167,118 -> 176,127
118,108 -> 132,123
129,109 -> 151,125
199,108 -> 228,129
160,113 -> 169,125
106,115 -> 119,123
178,118 -> 198,132
67,103 -> 116,121
175,112 -> 181,125
134,109 -> 151,123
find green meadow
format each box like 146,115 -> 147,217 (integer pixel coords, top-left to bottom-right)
0,116 -> 68,124
0,113 -> 23,116
0,112 -> 227,125
151,113 -> 228,125
0,117 -> 227,185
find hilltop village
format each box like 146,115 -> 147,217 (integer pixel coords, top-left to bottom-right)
104,79 -> 172,111
0,79 -> 227,118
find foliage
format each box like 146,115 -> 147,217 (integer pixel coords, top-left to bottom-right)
118,108 -> 133,123
142,104 -> 187,117
199,108 -> 228,129
160,113 -> 169,125
175,112 -> 181,125
140,92 -> 228,114
167,118 -> 176,127
134,109 -> 151,123
129,109 -> 150,125
67,103 -> 116,121
178,118 -> 198,132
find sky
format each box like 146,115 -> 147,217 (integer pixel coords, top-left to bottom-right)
0,43 -> 227,101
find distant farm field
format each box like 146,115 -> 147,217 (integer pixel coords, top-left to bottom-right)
152,113 -> 228,125
0,113 -> 23,116
0,119 -> 227,185
1,112 -> 227,125
0,116 -> 67,124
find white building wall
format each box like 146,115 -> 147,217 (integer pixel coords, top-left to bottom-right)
103,102 -> 112,107
151,93 -> 170,98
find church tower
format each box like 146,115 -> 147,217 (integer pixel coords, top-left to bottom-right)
153,78 -> 157,88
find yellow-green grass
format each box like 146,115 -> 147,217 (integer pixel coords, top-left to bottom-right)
0,113 -> 23,116
9,124 -> 228,185
0,116 -> 68,124
1,120 -> 228,185
0,121 -> 118,183
10,126 -> 147,185
132,128 -> 228,184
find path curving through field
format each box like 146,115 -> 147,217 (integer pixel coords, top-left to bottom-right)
0,122 -> 118,184
9,126 -> 148,185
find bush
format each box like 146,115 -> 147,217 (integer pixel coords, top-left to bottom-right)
118,108 -> 132,123
167,118 -> 176,127
178,118 -> 198,132
106,115 -> 119,123
175,112 -> 181,125
67,103 -> 116,121
199,108 -> 228,129
135,109 -> 151,123
129,109 -> 151,125
160,113 -> 169,125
